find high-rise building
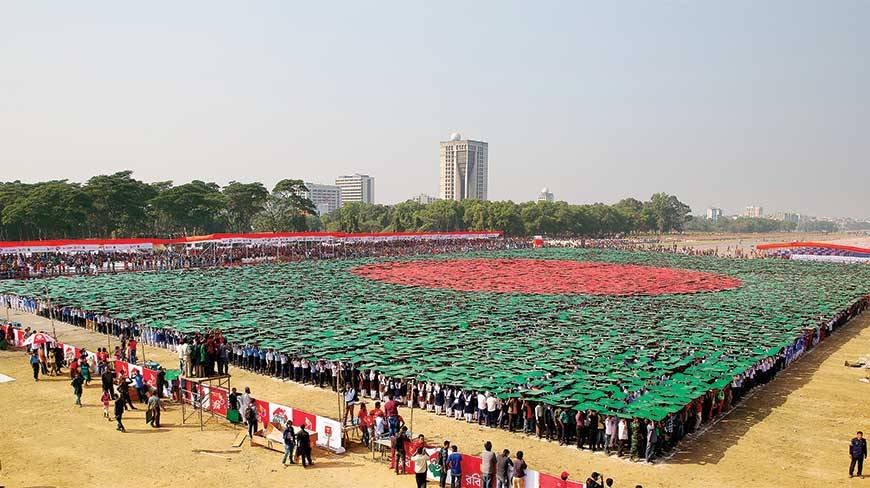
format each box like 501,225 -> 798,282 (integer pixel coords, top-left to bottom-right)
538,187 -> 554,203
706,208 -> 723,221
774,212 -> 801,224
412,193 -> 440,205
744,206 -> 764,218
439,133 -> 488,201
302,182 -> 341,216
335,174 -> 375,205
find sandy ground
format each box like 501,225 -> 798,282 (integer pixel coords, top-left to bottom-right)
2,307 -> 870,488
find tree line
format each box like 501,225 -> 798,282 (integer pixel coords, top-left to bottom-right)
0,171 -> 316,240
321,194 -> 692,236
685,216 -> 840,233
0,170 -> 702,240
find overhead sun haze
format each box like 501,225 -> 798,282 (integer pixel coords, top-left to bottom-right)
0,0 -> 867,217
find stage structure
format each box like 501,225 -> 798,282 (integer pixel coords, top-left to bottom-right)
179,374 -> 232,431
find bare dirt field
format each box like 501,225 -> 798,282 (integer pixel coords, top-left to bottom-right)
2,306 -> 870,488
664,231 -> 870,253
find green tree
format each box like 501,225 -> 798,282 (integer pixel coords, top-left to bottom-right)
252,179 -> 316,232
648,193 -> 692,233
149,180 -> 226,236
85,171 -> 158,237
223,181 -> 269,233
1,180 -> 92,239
417,200 -> 465,231
385,200 -> 425,232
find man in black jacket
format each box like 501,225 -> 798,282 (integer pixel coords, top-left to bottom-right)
296,425 -> 313,467
850,431 -> 867,478
114,396 -> 127,432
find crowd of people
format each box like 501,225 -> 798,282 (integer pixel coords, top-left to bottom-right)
5,288 -> 867,472
545,237 -> 765,258
8,323 -> 168,434
5,287 -> 868,483
0,236 -> 530,279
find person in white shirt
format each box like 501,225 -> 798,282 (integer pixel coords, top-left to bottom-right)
605,415 -> 617,454
477,392 -> 488,424
486,394 -> 498,427
617,418 -> 629,457
177,341 -> 188,372
240,387 -> 252,426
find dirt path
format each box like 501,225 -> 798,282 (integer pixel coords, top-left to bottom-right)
2,308 -> 869,487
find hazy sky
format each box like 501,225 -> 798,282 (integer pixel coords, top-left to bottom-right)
1,1 -> 867,218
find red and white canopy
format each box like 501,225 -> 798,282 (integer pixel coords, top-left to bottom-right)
22,332 -> 57,347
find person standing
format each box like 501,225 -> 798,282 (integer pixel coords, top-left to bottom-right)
71,372 -> 84,406
617,417 -> 629,457
101,390 -> 111,419
296,424 -> 313,467
281,423 -> 296,465
132,370 -> 146,403
227,388 -> 241,424
146,390 -> 161,428
604,415 -> 616,455
29,351 -> 40,381
394,426 -> 410,475
384,395 -> 400,437
156,367 -> 166,398
118,378 -> 136,410
114,396 -> 126,432
343,383 -> 358,426
481,441 -> 496,488
246,401 -> 259,440
850,431 -> 867,478
495,449 -> 513,488
101,368 -> 117,400
437,440 -> 451,488
512,451 -> 527,488
411,446 -> 429,488
645,420 -> 658,463
447,445 -> 463,488
240,386 -> 252,424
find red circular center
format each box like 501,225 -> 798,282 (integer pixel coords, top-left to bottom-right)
352,258 -> 742,295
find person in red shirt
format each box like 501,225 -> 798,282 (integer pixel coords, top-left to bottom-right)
128,338 -> 138,364
384,396 -> 400,436
357,402 -> 371,446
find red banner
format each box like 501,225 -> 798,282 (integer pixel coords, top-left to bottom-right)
454,455 -> 486,488
142,368 -> 157,388
292,408 -> 317,432
254,399 -> 270,427
538,473 -> 585,488
114,360 -> 129,379
209,387 -> 228,416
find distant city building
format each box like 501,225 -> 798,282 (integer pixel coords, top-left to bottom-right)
302,182 -> 341,216
743,206 -> 764,218
773,212 -> 801,224
705,207 -> 723,221
439,132 -> 488,201
335,174 -> 375,205
412,193 -> 440,205
538,187 -> 554,203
